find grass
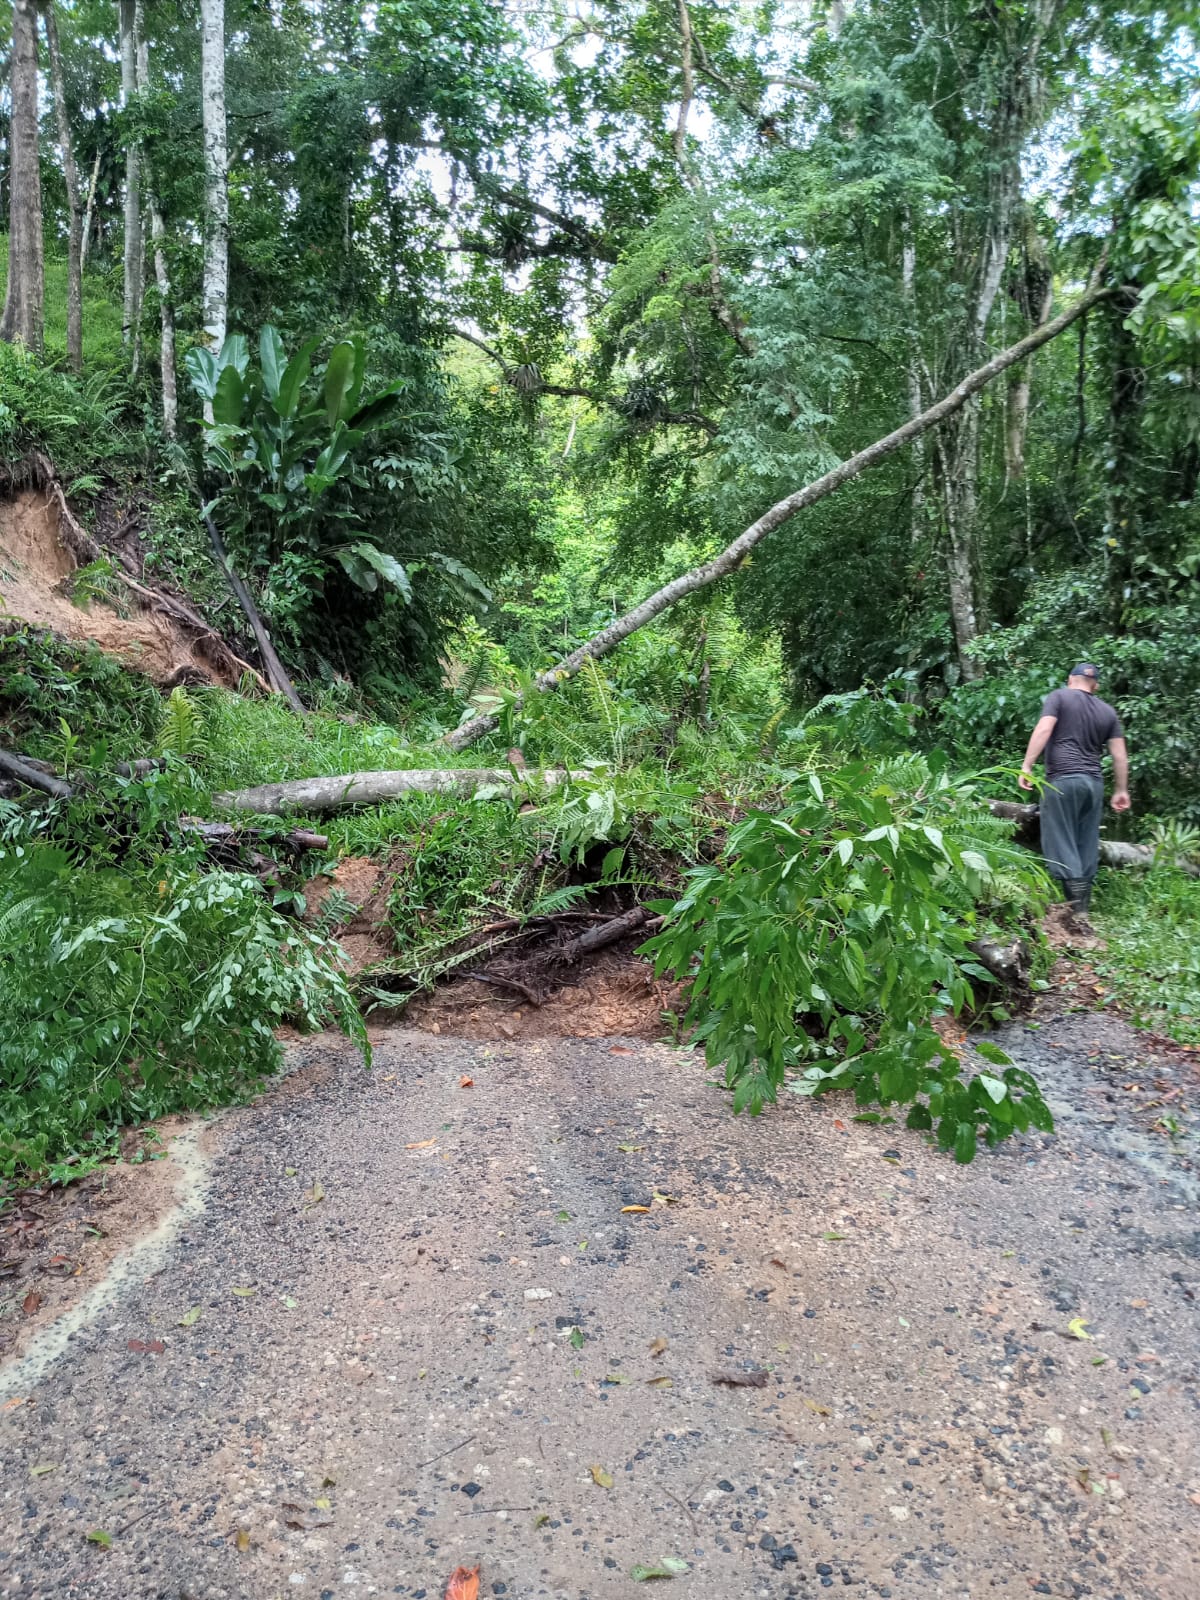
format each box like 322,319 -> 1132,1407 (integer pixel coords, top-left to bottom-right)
0,241 -> 126,370
1092,867 -> 1200,1046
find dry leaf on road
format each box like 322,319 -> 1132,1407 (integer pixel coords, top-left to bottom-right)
444,1566 -> 480,1600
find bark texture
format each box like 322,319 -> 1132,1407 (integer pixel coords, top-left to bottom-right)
216,768 -> 583,817
119,0 -> 144,366
446,278 -> 1110,751
200,0 -> 229,354
42,1 -> 83,372
134,34 -> 178,436
0,0 -> 45,351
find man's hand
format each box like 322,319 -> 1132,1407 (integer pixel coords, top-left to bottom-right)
1018,768 -> 1034,792
1111,789 -> 1131,813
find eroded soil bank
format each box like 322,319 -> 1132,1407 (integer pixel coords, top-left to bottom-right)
0,1005 -> 1197,1600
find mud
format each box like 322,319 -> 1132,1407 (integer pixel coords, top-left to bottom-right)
0,489 -> 237,687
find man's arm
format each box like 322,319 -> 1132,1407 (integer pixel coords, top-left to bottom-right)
1018,715 -> 1057,791
1109,736 -> 1131,812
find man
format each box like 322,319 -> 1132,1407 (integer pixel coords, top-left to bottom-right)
1018,663 -> 1130,927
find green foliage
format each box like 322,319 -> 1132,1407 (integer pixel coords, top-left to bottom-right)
644,761 -> 1053,1156
157,687 -> 209,761
0,813 -> 367,1184
0,628 -> 163,764
1092,867 -> 1200,1047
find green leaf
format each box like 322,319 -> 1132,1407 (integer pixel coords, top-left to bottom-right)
569,1326 -> 585,1350
258,326 -> 286,401
184,346 -> 220,403
324,341 -> 358,426
85,1528 -> 112,1549
976,1073 -> 1008,1105
953,1121 -> 977,1164
276,337 -> 320,418
348,542 -> 413,602
218,333 -> 249,379
212,365 -> 245,427
178,1305 -> 202,1328
348,377 -> 408,431
973,1040 -> 1014,1067
631,1557 -> 690,1580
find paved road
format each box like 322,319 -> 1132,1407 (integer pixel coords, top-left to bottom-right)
1,1011 -> 1197,1600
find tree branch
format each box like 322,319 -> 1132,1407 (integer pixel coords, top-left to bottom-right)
445,272 -> 1112,751
450,329 -> 720,435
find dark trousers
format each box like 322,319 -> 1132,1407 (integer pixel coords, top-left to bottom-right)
1040,774 -> 1104,885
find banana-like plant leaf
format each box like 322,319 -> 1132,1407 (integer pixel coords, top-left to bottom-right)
333,547 -> 378,592
184,346 -> 220,403
258,326 -> 287,401
348,336 -> 366,415
347,378 -> 409,432
324,342 -> 358,427
276,338 -> 320,419
212,365 -> 246,427
217,333 -> 249,379
347,541 -> 413,602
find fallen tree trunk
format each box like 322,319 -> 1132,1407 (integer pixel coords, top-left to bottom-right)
216,767 -> 583,816
548,904 -> 659,965
986,799 -> 1198,875
446,272 -> 1111,752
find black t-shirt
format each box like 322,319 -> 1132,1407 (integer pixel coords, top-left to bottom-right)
1040,687 -> 1123,780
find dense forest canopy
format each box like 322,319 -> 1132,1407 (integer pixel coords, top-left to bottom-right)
2,3 -> 1197,774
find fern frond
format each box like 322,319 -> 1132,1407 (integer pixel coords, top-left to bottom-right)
158,687 -> 210,760
527,881 -> 592,917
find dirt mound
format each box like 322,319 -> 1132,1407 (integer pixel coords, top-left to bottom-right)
404,950 -> 684,1040
0,485 -> 247,688
304,855 -> 399,973
304,855 -> 685,1037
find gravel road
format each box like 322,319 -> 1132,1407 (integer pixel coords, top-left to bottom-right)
1,1009 -> 1197,1600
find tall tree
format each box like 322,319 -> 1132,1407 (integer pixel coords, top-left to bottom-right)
118,0 -> 144,367
200,0 -> 228,353
0,0 -> 45,351
41,0 -> 83,372
134,21 -> 177,436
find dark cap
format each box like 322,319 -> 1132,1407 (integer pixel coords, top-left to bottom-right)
1070,663 -> 1099,680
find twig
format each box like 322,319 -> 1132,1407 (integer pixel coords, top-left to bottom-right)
462,971 -> 544,1007
661,1484 -> 699,1537
416,1433 -> 476,1471
463,1504 -> 532,1516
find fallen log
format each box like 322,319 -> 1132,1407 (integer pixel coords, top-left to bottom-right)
216,767 -> 584,817
0,749 -> 73,799
177,819 -> 328,854
967,935 -> 1031,989
546,905 -> 662,965
985,800 -> 1198,875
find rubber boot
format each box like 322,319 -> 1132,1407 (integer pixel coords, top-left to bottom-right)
1064,878 -> 1094,935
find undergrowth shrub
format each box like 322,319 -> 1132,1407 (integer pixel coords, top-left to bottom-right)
0,628 -> 163,763
1092,866 -> 1200,1046
644,761 -> 1054,1158
0,768 -> 368,1186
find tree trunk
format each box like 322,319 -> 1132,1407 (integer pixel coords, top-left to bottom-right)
201,507 -> 306,713
119,0 -> 144,369
42,1 -> 83,372
447,277 -> 1109,750
0,0 -> 45,352
200,0 -> 229,355
901,210 -> 925,543
940,402 -> 984,682
80,149 -> 101,271
216,768 -> 583,817
134,34 -> 178,437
